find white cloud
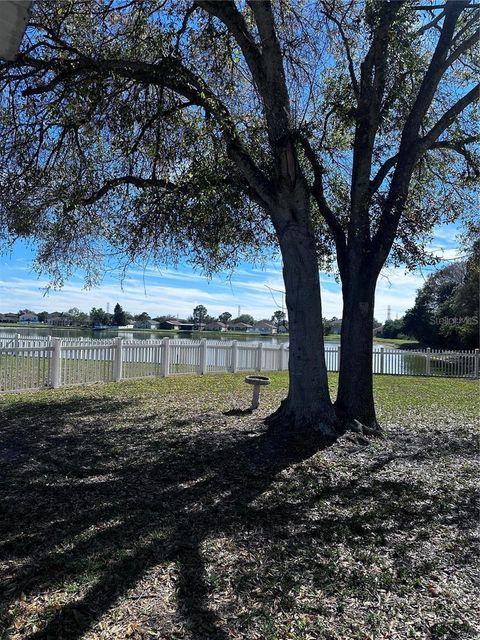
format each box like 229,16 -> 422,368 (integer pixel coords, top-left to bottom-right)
0,220 -> 463,323
0,264 -> 420,322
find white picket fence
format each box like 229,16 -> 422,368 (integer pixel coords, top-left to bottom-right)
0,336 -> 478,394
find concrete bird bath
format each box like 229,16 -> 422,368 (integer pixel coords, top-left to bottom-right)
245,375 -> 271,410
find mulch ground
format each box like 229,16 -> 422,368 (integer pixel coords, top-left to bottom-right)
0,373 -> 478,640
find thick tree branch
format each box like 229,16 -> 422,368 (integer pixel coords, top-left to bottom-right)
5,51 -> 278,211
420,83 -> 479,151
431,138 -> 479,176
194,1 -> 264,89
372,79 -> 478,269
319,3 -> 359,98
76,175 -> 183,208
96,58 -> 276,208
415,9 -> 446,36
370,1 -> 472,254
22,68 -> 94,96
299,135 -> 347,262
442,27 -> 480,71
369,156 -> 399,195
349,1 -> 403,243
399,1 -> 469,149
246,0 -> 293,148
198,1 -> 292,145
370,129 -> 479,195
194,1 -> 294,191
69,171 -> 250,212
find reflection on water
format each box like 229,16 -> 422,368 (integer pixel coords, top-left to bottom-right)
0,326 -> 475,377
0,326 -> 293,345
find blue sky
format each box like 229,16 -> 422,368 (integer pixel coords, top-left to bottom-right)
0,224 -> 462,322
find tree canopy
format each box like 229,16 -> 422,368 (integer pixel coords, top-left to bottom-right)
113,302 -> 127,326
218,312 -> 232,325
0,1 -> 477,281
192,304 -> 209,327
233,314 -> 255,326
403,239 -> 479,349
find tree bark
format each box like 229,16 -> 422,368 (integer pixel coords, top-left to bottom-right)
266,215 -> 338,441
335,265 -> 381,434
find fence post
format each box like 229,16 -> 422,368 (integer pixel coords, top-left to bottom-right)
231,340 -> 238,373
199,339 -> 208,374
380,347 -> 384,375
113,337 -> 123,382
474,349 -> 479,379
426,347 -> 431,376
256,342 -> 263,372
51,338 -> 62,389
15,333 -> 20,348
337,344 -> 341,373
278,343 -> 285,371
162,337 -> 170,377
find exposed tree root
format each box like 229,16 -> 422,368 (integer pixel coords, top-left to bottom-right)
264,400 -> 385,455
345,419 -> 384,438
265,399 -> 339,455
334,401 -> 385,440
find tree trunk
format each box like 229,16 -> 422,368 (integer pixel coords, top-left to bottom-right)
335,268 -> 382,435
266,219 -> 337,441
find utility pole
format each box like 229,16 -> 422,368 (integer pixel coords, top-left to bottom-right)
265,285 -> 286,319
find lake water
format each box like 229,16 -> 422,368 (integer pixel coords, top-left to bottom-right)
0,326 -> 470,377
0,326 -> 301,345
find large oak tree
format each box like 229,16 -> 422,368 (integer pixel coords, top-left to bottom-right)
0,0 -> 477,439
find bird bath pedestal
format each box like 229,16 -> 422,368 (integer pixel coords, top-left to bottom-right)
245,375 -> 271,410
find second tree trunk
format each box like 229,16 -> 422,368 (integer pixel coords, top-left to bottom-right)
335,272 -> 380,432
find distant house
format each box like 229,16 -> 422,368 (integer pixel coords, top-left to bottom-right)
247,322 -> 277,334
277,324 -> 289,333
133,320 -> 160,329
0,313 -> 19,323
47,313 -> 72,326
19,311 -> 38,323
204,321 -> 228,332
373,325 -> 384,336
330,319 -> 342,335
228,322 -> 252,332
158,320 -> 183,330
179,323 -> 195,331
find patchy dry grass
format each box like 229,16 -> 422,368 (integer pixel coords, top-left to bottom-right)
0,373 -> 478,640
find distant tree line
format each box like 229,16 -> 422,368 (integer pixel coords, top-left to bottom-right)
402,242 -> 479,350
376,240 -> 479,350
4,304 -> 290,330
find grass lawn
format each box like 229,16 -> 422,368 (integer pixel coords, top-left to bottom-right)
0,374 -> 478,640
372,338 -> 421,348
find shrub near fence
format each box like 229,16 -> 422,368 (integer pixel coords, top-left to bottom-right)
0,336 -> 478,394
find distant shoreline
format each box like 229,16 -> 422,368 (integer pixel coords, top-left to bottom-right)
0,322 -> 290,340
0,322 -> 424,349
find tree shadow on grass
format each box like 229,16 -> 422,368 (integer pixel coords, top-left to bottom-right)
222,408 -> 253,416
0,394 -> 333,639
0,395 -> 477,639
